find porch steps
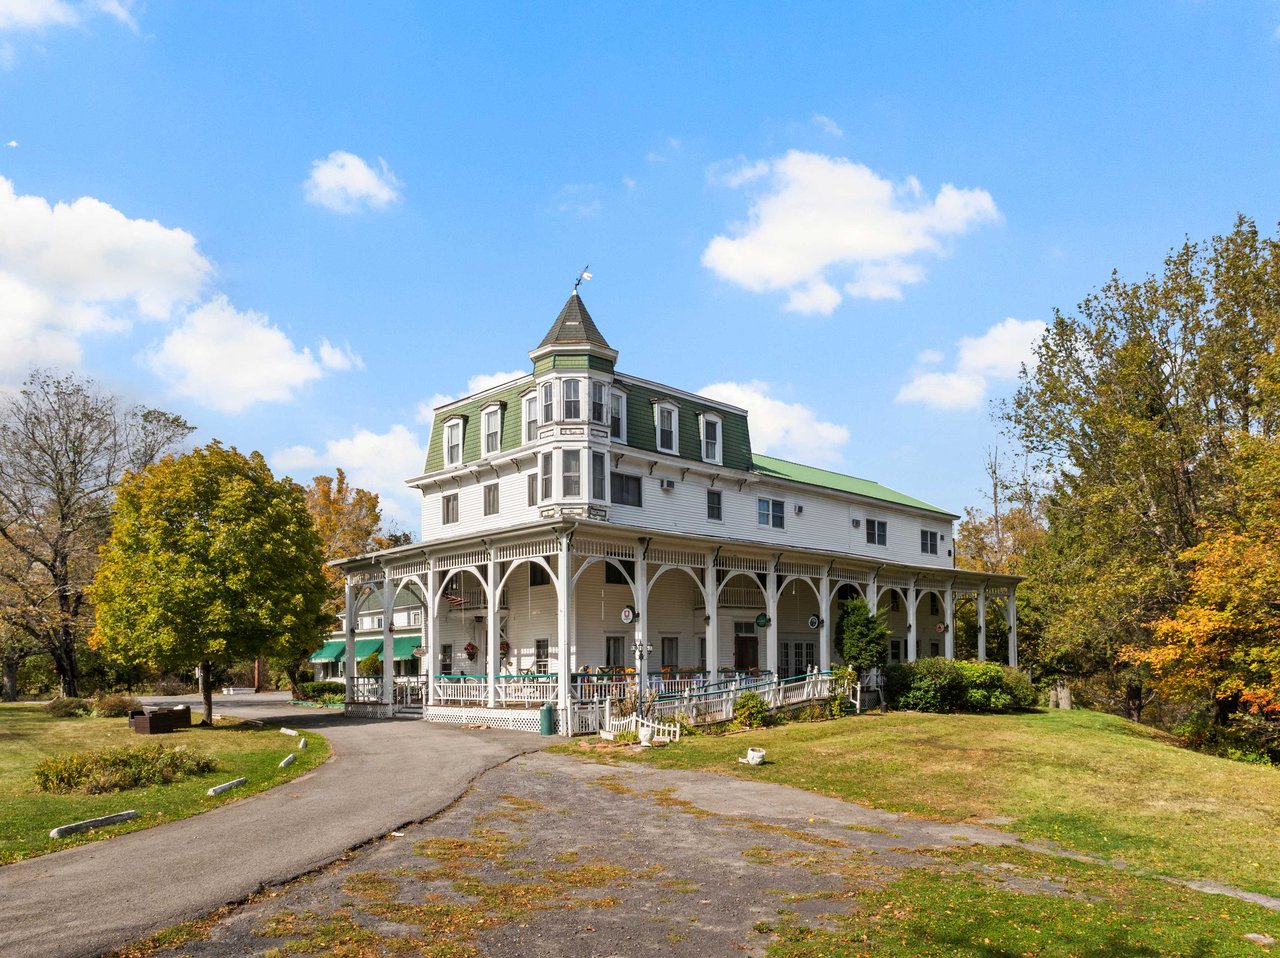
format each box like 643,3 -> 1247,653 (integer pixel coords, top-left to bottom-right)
394,706 -> 423,719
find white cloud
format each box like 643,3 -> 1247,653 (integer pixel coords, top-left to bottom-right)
699,380 -> 850,466
418,369 -> 527,426
304,151 -> 400,213
622,176 -> 637,190
5,140 -> 17,148
0,174 -> 211,381
645,136 -> 682,163
812,113 -> 843,137
702,150 -> 999,313
556,183 -> 601,217
895,317 -> 1047,410
147,295 -> 327,413
318,338 -> 364,372
271,424 -> 425,528
0,0 -> 134,31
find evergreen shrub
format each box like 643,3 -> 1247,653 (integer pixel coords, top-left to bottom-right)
298,680 -> 346,701
32,743 -> 218,794
886,660 -> 1036,714
44,697 -> 90,718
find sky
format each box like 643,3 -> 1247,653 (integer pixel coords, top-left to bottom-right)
2,2 -> 1280,531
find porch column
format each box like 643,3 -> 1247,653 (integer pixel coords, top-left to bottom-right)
343,579 -> 357,702
1006,585 -> 1018,667
381,567 -> 395,711
556,536 -> 572,709
976,585 -> 987,662
486,557 -> 499,708
703,554 -> 718,681
765,571 -> 779,676
906,580 -> 918,662
818,575 -> 832,671
866,572 -> 878,613
944,582 -> 955,660
635,543 -> 649,698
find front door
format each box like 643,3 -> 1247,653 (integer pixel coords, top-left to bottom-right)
734,635 -> 758,671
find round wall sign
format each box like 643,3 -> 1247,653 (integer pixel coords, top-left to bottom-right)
621,605 -> 636,624
935,622 -> 945,633
807,615 -> 820,630
755,612 -> 770,629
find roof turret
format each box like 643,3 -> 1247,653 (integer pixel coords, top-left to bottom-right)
538,291 -> 611,349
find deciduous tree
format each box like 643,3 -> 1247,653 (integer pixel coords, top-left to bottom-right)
0,371 -> 191,697
91,443 -> 329,724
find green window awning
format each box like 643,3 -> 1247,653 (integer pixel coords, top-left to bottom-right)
392,636 -> 424,661
309,640 -> 347,663
353,638 -> 383,660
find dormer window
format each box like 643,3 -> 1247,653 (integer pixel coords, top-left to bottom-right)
482,406 -> 501,455
524,395 -> 538,443
444,419 -> 463,467
541,382 -> 554,424
610,390 -> 626,441
701,413 -> 721,465
654,401 -> 678,454
563,379 -> 582,420
591,381 -> 607,423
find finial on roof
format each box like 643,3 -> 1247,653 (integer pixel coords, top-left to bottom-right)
573,264 -> 592,294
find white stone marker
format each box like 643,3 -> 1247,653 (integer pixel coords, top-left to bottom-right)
207,777 -> 248,797
50,810 -> 138,838
279,753 -> 296,768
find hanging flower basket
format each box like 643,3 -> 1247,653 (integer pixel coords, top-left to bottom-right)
463,642 -> 478,660
499,640 -> 511,659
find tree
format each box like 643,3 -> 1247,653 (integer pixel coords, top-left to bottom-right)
90,442 -> 330,724
836,597 -> 889,681
1000,217 -> 1280,720
1130,435 -> 1280,721
0,371 -> 192,697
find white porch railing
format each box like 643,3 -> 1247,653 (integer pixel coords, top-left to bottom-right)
349,676 -> 382,702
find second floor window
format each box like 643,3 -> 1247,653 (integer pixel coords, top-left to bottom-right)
866,519 -> 887,546
527,473 -> 538,507
483,483 -> 499,516
592,451 -> 606,500
483,408 -> 500,454
757,497 -> 784,529
541,382 -> 553,423
442,493 -> 459,525
445,421 -> 461,467
591,381 -> 606,423
563,379 -> 581,419
707,489 -> 722,521
540,452 -> 552,501
610,392 -> 624,439
921,530 -> 938,555
562,449 -> 581,497
611,472 -> 642,507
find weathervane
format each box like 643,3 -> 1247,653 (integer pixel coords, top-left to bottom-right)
574,264 -> 592,292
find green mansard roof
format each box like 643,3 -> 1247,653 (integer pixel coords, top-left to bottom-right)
751,454 -> 956,517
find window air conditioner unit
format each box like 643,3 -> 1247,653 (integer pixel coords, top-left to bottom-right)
659,479 -> 676,491
850,518 -> 861,528
794,504 -> 804,515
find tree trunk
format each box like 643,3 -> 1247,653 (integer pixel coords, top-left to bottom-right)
51,623 -> 79,698
1125,681 -> 1144,722
1,659 -> 18,701
200,660 -> 215,725
1213,694 -> 1239,726
1055,679 -> 1072,710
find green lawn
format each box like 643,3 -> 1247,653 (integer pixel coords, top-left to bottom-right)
0,703 -> 330,863
576,709 -> 1280,898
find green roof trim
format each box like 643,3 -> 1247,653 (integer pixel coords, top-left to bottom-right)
619,379 -> 753,471
309,640 -> 347,663
751,454 -> 955,516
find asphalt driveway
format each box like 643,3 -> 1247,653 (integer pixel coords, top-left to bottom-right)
0,696 -> 543,958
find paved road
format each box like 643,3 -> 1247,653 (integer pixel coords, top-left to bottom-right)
0,696 -> 544,958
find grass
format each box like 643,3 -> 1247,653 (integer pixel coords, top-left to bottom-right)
0,703 -> 330,863
758,844 -> 1280,957
562,709 -> 1280,898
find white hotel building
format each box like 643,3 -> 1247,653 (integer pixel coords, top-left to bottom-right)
323,292 -> 1020,727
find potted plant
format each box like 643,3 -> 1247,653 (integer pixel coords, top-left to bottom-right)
499,640 -> 510,660
463,641 -> 478,661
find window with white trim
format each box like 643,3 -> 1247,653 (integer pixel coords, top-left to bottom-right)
611,472 -> 642,507
609,391 -> 626,440
562,449 -> 581,497
706,489 -> 722,521
527,473 -> 538,507
444,420 -> 462,467
866,519 -> 887,546
655,402 -> 678,453
757,497 -> 784,529
541,382 -> 554,423
442,493 -> 459,524
483,407 -> 500,455
591,451 -> 606,500
540,452 -> 553,500
483,483 -> 499,516
590,381 -> 607,423
701,414 -> 721,464
920,529 -> 938,555
524,395 -> 538,443
563,379 -> 581,420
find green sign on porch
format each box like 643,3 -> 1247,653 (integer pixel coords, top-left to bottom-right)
755,613 -> 770,629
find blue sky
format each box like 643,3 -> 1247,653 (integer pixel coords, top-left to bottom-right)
2,2 -> 1279,530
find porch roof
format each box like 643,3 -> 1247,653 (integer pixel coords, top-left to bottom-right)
326,636 -> 424,662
